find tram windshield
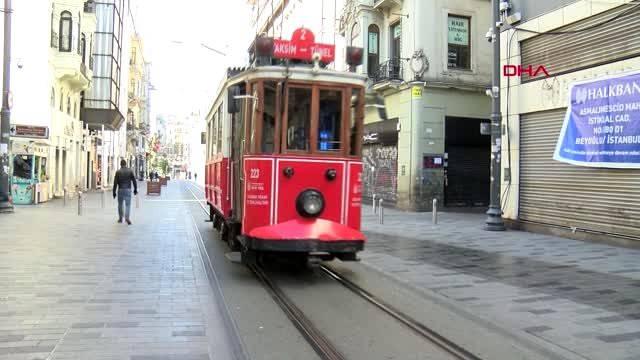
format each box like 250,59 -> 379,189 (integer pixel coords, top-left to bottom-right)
250,81 -> 363,156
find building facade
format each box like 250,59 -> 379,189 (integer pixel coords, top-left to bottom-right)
126,34 -> 148,180
7,1 -> 97,204
340,0 -> 492,211
500,0 -> 640,241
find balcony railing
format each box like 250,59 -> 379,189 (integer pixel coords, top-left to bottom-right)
373,58 -> 404,83
84,1 -> 96,13
50,32 -> 58,49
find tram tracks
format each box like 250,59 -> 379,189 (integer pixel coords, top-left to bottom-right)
184,181 -> 480,360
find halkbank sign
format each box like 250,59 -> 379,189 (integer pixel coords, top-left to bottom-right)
554,71 -> 640,168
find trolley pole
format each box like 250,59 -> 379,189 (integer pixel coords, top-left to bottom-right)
486,0 -> 505,231
0,0 -> 13,213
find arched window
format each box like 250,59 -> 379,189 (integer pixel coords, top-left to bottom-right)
50,88 -> 55,108
367,24 -> 380,77
80,33 -> 86,63
59,11 -> 72,52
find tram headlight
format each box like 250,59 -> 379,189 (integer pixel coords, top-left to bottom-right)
296,189 -> 325,218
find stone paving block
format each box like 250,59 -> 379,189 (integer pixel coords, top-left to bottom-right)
360,207 -> 640,360
0,182 -> 232,360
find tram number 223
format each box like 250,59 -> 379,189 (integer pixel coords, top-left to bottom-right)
249,168 -> 260,179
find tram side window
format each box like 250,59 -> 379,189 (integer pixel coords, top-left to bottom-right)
217,105 -> 223,153
318,89 -> 342,151
262,82 -> 277,153
350,88 -> 361,156
287,87 -> 312,151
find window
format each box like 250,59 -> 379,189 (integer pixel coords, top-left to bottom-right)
59,90 -> 63,112
390,22 -> 401,60
80,33 -> 86,62
448,15 -> 471,69
286,87 -> 312,151
59,11 -> 72,52
217,106 -> 223,153
50,88 -> 55,108
74,101 -> 77,118
261,82 -> 277,153
367,25 -> 380,77
67,96 -> 71,115
318,89 -> 342,151
350,88 -> 362,156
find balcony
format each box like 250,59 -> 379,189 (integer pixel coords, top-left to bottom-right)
373,58 -> 404,85
84,1 -> 95,13
81,99 -> 125,131
52,51 -> 91,90
373,0 -> 402,10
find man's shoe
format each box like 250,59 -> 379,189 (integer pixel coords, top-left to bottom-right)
117,219 -> 123,223
126,219 -> 132,225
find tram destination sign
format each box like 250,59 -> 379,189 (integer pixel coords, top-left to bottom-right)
272,28 -> 335,63
10,125 -> 49,139
554,71 -> 640,168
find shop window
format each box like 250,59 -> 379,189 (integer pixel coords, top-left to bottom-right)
59,11 -> 72,52
261,82 -> 277,153
367,24 -> 379,77
286,87 -> 312,151
318,89 -> 342,151
13,155 -> 32,179
447,15 -> 471,69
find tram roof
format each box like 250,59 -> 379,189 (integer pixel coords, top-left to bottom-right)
206,65 -> 367,121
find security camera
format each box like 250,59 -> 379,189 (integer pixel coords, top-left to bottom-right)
485,29 -> 494,42
496,20 -> 504,28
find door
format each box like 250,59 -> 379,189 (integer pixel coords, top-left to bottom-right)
390,22 -> 401,78
232,85 -> 248,222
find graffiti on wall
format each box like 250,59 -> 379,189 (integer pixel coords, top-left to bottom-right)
362,144 -> 398,203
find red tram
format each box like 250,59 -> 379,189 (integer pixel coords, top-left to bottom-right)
204,29 -> 367,264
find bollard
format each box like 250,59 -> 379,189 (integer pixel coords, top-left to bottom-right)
101,189 -> 105,208
378,198 -> 384,224
373,194 -> 377,214
63,187 -> 67,207
432,198 -> 438,225
78,191 -> 83,216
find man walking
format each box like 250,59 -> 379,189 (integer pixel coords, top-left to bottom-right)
113,159 -> 138,225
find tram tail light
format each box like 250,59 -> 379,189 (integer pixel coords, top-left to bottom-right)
346,46 -> 363,66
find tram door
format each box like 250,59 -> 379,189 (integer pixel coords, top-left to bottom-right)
229,83 -> 246,222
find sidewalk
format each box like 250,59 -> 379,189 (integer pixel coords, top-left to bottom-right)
0,181 -> 233,360
360,208 -> 640,360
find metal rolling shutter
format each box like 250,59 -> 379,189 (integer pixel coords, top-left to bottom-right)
519,109 -> 640,239
445,146 -> 490,207
520,4 -> 640,82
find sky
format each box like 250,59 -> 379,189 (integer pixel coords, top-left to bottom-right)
131,0 -> 255,118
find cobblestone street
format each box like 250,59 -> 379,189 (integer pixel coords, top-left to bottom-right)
360,208 -> 640,360
0,183 -> 233,360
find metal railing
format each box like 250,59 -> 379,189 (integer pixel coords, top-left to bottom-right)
373,58 -> 404,83
84,1 -> 96,13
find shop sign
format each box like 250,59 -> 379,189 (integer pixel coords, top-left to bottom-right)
10,125 -> 49,139
412,86 -> 422,99
273,28 -> 335,63
448,16 -> 469,46
554,71 -> 640,168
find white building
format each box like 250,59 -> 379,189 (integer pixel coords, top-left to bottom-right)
6,1 -> 97,203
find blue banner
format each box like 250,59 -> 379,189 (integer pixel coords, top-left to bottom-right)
554,71 -> 640,168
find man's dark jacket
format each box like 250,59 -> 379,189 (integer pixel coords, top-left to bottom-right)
113,167 -> 138,197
